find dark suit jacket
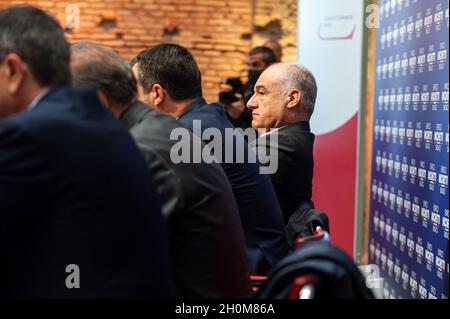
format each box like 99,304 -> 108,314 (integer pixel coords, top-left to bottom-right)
0,87 -> 174,298
121,100 -> 252,298
250,122 -> 315,222
178,98 -> 289,275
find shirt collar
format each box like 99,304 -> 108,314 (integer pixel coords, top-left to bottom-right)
27,88 -> 50,111
260,126 -> 287,138
260,121 -> 311,137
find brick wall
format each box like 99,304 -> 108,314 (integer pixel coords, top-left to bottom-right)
0,0 -> 298,102
253,0 -> 298,63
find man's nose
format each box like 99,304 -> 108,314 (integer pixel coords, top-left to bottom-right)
247,94 -> 257,109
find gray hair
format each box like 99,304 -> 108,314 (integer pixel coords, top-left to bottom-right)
0,6 -> 71,87
70,41 -> 136,106
278,63 -> 317,118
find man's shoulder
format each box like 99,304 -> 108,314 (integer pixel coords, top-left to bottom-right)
34,86 -> 97,110
18,87 -> 107,126
130,106 -> 192,143
180,100 -> 231,129
251,124 -> 314,160
141,106 -> 184,130
0,108 -> 49,147
0,117 -> 28,146
0,117 -> 47,175
1,87 -> 132,155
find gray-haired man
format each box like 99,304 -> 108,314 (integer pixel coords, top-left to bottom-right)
248,63 -> 317,223
70,41 -> 252,298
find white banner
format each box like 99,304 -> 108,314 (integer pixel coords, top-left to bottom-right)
298,0 -> 365,135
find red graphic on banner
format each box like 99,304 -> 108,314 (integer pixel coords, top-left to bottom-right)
312,113 -> 358,257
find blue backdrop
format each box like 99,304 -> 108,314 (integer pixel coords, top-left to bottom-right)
369,0 -> 449,299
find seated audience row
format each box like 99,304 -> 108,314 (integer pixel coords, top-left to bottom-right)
0,5 -> 317,298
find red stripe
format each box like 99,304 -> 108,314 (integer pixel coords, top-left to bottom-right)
312,113 -> 359,257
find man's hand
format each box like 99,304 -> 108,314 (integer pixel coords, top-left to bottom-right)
223,93 -> 246,120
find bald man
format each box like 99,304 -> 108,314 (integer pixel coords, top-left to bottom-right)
247,63 -> 317,222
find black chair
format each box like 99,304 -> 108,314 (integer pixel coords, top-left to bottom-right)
250,205 -> 330,294
250,227 -> 329,295
255,240 -> 375,299
286,202 -> 330,250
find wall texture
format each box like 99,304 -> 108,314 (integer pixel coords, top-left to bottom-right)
0,0 -> 298,102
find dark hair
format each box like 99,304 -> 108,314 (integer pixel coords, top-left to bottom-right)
131,43 -> 202,102
0,6 -> 71,87
249,46 -> 277,67
71,41 -> 136,106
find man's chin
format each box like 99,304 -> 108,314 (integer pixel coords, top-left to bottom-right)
251,122 -> 270,135
251,120 -> 263,129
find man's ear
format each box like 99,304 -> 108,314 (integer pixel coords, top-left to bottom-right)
3,53 -> 27,96
96,90 -> 111,108
152,83 -> 165,107
286,89 -> 301,109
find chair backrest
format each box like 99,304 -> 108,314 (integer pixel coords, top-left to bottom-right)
250,221 -> 330,295
254,241 -> 375,299
286,205 -> 330,249
284,228 -> 329,299
295,227 -> 329,250
250,275 -> 267,294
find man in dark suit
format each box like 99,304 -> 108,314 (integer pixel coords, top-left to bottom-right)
247,62 -> 317,222
70,41 -> 252,298
132,44 -> 289,275
0,6 -> 174,298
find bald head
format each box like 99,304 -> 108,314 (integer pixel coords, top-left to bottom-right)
264,62 -> 317,118
247,62 -> 317,128
70,41 -> 137,106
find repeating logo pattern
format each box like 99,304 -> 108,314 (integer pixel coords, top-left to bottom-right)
369,0 -> 449,299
